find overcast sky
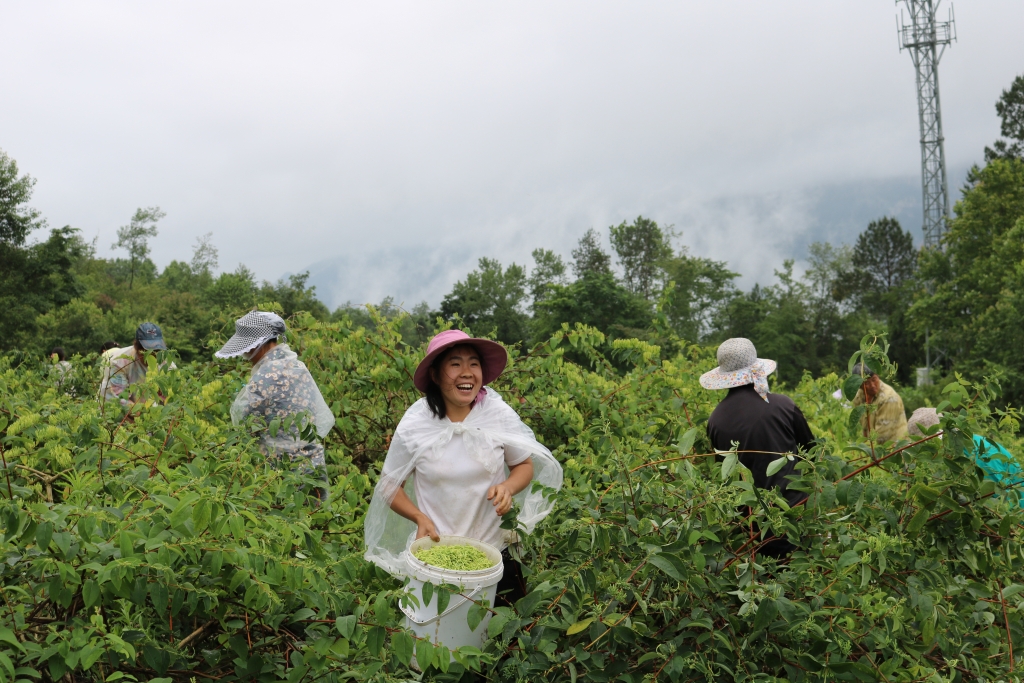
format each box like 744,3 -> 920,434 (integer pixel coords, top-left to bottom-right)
2,2 -> 1022,309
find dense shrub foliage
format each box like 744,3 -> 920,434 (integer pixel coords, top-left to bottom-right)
2,313 -> 1024,682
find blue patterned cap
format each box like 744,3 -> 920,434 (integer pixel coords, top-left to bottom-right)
135,322 -> 167,351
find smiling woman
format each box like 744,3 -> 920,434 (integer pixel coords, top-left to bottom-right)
364,329 -> 563,607
421,336 -> 503,422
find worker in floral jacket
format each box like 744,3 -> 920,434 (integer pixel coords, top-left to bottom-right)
215,311 -> 334,502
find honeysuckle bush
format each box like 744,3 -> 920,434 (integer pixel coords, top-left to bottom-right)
2,310 -> 1024,683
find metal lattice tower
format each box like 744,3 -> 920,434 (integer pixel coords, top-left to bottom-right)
897,0 -> 956,248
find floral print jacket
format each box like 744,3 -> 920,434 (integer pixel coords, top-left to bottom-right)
230,344 -> 334,471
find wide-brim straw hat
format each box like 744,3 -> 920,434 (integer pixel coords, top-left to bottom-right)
413,330 -> 508,393
699,337 -> 777,390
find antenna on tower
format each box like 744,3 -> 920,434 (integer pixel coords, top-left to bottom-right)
897,0 -> 956,249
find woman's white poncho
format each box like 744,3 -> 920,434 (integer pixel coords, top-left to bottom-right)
364,389 -> 563,578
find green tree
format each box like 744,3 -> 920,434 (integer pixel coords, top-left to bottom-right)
0,149 -> 45,245
440,258 -> 529,345
204,265 -> 258,311
570,228 -> 612,278
528,248 -> 568,311
851,217 -> 917,317
985,73 -> 1024,161
113,206 -> 165,289
658,250 -> 737,342
0,227 -> 87,353
35,297 -> 114,356
258,271 -> 331,320
159,260 -> 196,293
608,216 -> 673,299
533,271 -> 652,343
334,298 -> 437,348
803,242 -> 873,377
159,234 -> 220,294
847,218 -> 920,381
190,231 -> 219,276
913,157 -> 1024,403
713,261 -> 817,384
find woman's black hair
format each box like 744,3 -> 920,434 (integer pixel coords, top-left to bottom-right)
50,347 -> 66,361
425,344 -> 485,420
100,340 -> 118,352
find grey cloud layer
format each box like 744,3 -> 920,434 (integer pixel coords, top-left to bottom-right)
1,1 -> 1021,307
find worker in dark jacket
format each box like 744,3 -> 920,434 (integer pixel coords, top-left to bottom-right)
700,338 -> 815,557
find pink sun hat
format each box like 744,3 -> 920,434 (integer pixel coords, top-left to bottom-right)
413,330 -> 508,393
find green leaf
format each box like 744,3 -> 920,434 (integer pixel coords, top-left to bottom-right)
192,499 -> 211,532
848,405 -> 866,435
436,586 -> 451,615
906,507 -> 930,535
466,601 -> 488,632
35,521 -> 52,551
290,608 -> 316,623
1002,584 -> 1024,600
720,451 -> 738,481
391,631 -> 413,667
912,484 -> 940,506
676,427 -> 698,455
434,644 -> 450,673
566,617 -> 595,635
83,580 -> 100,609
487,610 -> 510,639
843,374 -> 866,401
229,569 -> 248,591
765,456 -> 789,477
837,550 -> 861,570
77,516 -> 95,544
751,598 -> 778,632
335,615 -> 356,640
366,626 -> 386,656
421,580 -> 433,608
0,627 -> 24,653
80,643 -> 104,669
693,551 -> 706,572
514,587 -> 545,617
119,532 -> 134,558
648,553 -> 686,581
415,638 -> 435,671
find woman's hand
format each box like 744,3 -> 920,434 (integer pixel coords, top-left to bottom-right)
415,515 -> 440,541
390,488 -> 439,541
488,461 -> 534,515
487,484 -> 513,515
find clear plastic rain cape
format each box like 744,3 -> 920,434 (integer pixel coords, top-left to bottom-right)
230,344 -> 334,470
364,389 -> 563,577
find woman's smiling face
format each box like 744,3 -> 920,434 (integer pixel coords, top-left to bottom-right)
431,344 -> 483,414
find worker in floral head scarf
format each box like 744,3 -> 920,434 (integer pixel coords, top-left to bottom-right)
215,311 -> 335,502
700,338 -> 816,558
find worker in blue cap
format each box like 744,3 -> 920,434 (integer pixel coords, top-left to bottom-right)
99,322 -> 176,406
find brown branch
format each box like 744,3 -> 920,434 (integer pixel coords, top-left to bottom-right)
997,578 -> 1015,672
177,619 -> 216,649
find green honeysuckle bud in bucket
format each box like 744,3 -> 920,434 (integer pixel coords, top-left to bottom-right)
413,544 -> 496,571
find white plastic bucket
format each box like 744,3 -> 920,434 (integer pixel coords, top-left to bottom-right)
400,535 -> 504,669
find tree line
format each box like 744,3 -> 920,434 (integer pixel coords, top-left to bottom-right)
1,73 -> 1022,401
